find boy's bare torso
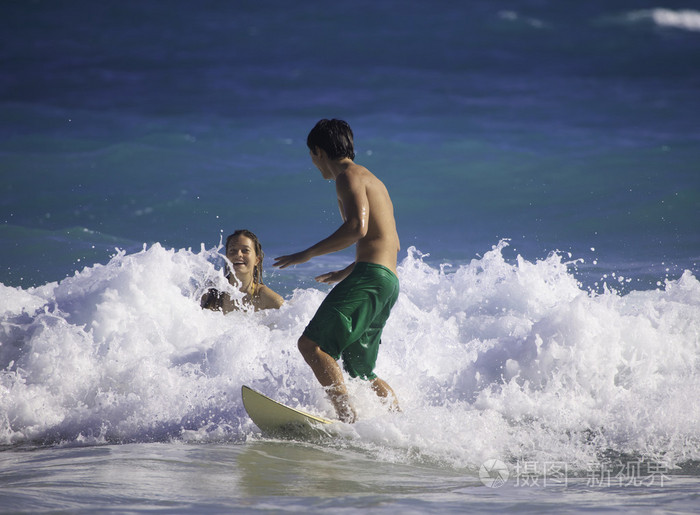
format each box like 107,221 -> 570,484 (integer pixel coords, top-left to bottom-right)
339,164 -> 400,275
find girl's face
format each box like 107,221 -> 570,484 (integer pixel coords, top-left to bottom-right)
226,235 -> 260,279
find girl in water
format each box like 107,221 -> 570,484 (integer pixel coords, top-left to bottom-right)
201,229 -> 284,312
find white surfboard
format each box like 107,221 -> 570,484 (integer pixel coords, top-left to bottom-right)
241,385 -> 337,437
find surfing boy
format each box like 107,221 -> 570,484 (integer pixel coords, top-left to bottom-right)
273,119 -> 400,422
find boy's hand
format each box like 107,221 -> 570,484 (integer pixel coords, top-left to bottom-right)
314,270 -> 344,284
315,262 -> 354,284
273,251 -> 310,269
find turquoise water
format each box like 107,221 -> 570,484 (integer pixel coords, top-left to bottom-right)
2,443 -> 699,514
2,0 -> 698,289
1,1 -> 699,512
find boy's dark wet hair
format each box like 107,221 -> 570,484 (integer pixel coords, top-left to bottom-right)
307,119 -> 355,160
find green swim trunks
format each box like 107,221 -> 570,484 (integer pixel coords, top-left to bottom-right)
303,262 -> 399,380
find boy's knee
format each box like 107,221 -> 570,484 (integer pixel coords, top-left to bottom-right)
297,334 -> 317,358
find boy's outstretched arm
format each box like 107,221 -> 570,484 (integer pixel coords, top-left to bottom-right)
315,262 -> 355,284
273,173 -> 367,269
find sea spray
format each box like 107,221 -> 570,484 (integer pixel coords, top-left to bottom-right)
1,242 -> 698,473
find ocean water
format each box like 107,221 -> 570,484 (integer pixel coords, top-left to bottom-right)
1,1 -> 699,513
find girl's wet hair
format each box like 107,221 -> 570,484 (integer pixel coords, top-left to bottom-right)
225,229 -> 264,285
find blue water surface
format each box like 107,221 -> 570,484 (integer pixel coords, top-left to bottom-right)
1,0 -> 698,289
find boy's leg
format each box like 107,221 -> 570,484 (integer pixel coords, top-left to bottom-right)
298,334 -> 356,423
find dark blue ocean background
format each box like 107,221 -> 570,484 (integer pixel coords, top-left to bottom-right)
2,0 -> 698,291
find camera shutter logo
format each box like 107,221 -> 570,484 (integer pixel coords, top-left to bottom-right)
480,459 -> 509,488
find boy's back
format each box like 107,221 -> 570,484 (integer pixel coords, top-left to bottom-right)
337,163 -> 400,275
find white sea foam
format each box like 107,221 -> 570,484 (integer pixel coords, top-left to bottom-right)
497,10 -> 547,29
625,9 -> 700,31
1,242 -> 698,472
651,9 -> 700,31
